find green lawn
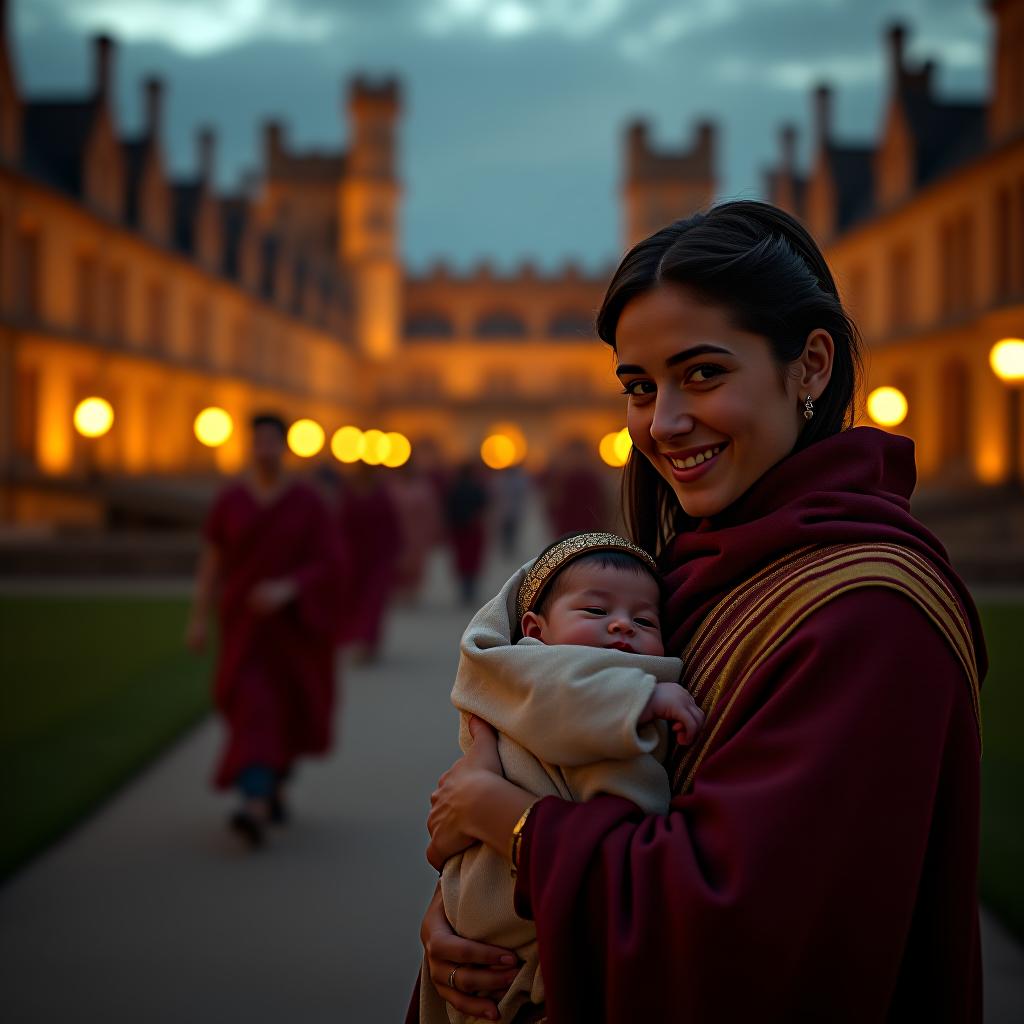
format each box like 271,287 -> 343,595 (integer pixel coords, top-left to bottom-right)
0,595 -> 1021,940
977,602 -> 1024,940
0,596 -> 212,880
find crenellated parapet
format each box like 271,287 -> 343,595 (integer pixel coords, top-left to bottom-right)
621,116 -> 718,248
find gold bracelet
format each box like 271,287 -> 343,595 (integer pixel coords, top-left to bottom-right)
509,800 -> 539,878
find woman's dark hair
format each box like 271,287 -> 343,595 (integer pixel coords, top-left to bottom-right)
596,200 -> 863,558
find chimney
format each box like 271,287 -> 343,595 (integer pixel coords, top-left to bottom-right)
197,126 -> 215,186
887,22 -> 907,87
144,77 -> 163,141
919,59 -> 935,96
94,34 -> 114,102
813,83 -> 832,152
263,119 -> 284,167
779,123 -> 797,174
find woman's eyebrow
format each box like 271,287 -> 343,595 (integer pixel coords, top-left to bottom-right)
665,343 -> 732,366
615,343 -> 732,377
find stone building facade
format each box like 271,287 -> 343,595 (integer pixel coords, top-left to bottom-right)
0,0 -> 1021,526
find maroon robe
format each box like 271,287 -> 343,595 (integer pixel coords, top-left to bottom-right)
337,481 -> 402,652
507,427 -> 986,1022
545,465 -> 608,537
205,480 -> 342,789
446,471 -> 489,580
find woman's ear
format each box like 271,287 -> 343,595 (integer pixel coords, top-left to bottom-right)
520,611 -> 545,640
798,328 -> 834,400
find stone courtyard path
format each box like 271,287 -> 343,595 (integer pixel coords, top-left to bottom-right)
1,515 -> 1022,1022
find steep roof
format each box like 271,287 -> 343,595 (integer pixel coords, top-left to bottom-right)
121,136 -> 150,226
900,86 -> 987,185
22,98 -> 97,195
826,144 -> 874,231
219,195 -> 250,279
171,180 -> 202,254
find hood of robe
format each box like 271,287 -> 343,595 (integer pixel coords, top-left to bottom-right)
661,426 -> 987,680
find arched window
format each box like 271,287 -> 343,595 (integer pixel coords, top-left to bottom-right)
475,310 -> 526,338
547,310 -> 594,339
405,310 -> 454,339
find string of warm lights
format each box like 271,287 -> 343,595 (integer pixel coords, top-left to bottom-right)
77,343 -> 1024,471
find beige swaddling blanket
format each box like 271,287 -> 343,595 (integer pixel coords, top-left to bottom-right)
419,562 -> 683,1024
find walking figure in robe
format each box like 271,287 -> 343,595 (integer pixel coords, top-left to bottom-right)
186,413 -> 344,847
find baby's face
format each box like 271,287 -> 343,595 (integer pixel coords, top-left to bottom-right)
524,562 -> 664,656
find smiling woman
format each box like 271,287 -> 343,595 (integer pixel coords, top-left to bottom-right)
600,202 -> 861,553
417,201 -> 987,1024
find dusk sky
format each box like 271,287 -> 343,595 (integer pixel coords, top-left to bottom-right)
14,0 -> 990,271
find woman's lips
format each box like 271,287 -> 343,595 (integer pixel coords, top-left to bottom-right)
664,442 -> 727,483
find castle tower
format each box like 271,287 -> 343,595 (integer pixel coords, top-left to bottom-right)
339,76 -> 402,360
989,0 -> 1024,141
621,118 -> 717,249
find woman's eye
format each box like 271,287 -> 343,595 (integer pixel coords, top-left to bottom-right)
686,363 -> 726,385
620,380 -> 656,398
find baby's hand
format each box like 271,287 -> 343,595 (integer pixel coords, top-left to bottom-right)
639,683 -> 705,744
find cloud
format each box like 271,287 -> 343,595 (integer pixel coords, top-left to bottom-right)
13,0 -> 992,267
30,0 -> 344,56
421,0 -> 628,40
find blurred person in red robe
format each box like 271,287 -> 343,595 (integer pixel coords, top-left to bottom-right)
415,204 -> 985,1023
186,413 -> 343,848
446,461 -> 490,606
542,439 -> 608,537
492,463 -> 530,559
390,460 -> 444,603
338,462 -> 402,661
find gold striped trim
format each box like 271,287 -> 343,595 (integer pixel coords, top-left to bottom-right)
671,543 -> 981,794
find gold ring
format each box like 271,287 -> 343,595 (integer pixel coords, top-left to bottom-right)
448,967 -> 459,991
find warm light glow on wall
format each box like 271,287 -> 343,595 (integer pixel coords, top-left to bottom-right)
194,407 -> 233,448
488,422 -> 527,465
382,432 -> 412,468
866,387 -> 908,427
989,338 -> 1024,382
73,397 -> 114,438
481,434 -> 517,470
976,444 -> 1003,484
599,428 -> 632,467
361,428 -> 389,465
287,418 -> 325,458
331,426 -> 365,463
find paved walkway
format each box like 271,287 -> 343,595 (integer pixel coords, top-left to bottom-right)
2,516 -> 1022,1022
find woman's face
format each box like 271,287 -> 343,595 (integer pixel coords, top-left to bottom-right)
615,284 -> 816,519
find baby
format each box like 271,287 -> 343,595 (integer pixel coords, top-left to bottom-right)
420,532 -> 703,1024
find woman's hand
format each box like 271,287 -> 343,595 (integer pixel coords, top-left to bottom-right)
248,577 -> 297,615
421,884 -> 520,1022
427,717 -> 537,869
426,716 -> 504,870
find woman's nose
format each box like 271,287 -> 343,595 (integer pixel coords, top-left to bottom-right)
649,393 -> 695,446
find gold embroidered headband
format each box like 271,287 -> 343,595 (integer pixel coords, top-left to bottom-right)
516,531 -> 659,624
